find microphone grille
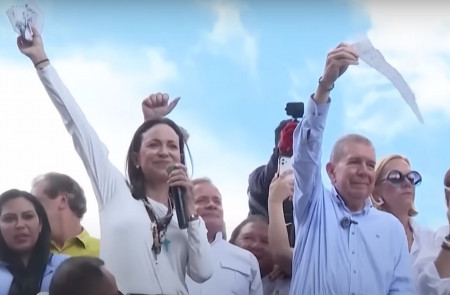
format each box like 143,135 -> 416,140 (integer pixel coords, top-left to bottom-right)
167,163 -> 176,174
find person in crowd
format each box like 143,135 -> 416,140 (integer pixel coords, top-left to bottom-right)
268,170 -> 294,275
370,154 -> 450,294
248,120 -> 296,247
289,43 -> 416,294
417,168 -> 450,294
17,27 -> 212,294
230,215 -> 290,295
49,256 -> 120,295
31,172 -> 99,257
186,178 -> 263,295
372,155 -> 450,294
0,189 -> 67,295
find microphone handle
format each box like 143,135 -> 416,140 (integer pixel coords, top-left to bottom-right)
172,187 -> 188,229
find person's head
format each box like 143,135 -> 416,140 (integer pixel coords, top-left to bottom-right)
31,173 -> 86,233
371,155 -> 420,218
49,257 -> 119,295
192,178 -> 224,238
229,215 -> 273,277
274,120 -> 291,147
126,118 -> 188,199
0,189 -> 50,260
444,168 -> 450,208
326,134 -> 376,205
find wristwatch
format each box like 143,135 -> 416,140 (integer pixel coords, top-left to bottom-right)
441,235 -> 450,251
188,213 -> 199,222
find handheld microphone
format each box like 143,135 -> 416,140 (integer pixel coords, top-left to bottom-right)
340,217 -> 358,229
167,164 -> 189,229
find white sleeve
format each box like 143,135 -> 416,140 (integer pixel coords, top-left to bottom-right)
185,218 -> 214,282
417,260 -> 450,295
415,228 -> 450,295
37,65 -> 129,210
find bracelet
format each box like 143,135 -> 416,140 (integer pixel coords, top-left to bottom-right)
318,76 -> 334,91
34,58 -> 49,68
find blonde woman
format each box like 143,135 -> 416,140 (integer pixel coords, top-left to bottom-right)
371,154 -> 450,294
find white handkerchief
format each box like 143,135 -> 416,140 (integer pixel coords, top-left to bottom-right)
6,0 -> 44,41
353,37 -> 424,123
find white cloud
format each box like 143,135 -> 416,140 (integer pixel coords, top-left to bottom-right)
146,48 -> 179,86
0,45 -> 256,238
202,0 -> 258,76
341,1 -> 450,138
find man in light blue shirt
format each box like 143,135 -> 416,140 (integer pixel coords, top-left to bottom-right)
289,43 -> 416,295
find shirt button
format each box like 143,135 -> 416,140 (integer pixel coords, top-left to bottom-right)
351,232 -> 355,235
353,270 -> 357,274
352,251 -> 355,254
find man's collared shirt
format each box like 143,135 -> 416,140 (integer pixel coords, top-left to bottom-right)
51,228 -> 99,257
289,98 -> 416,295
186,232 -> 263,295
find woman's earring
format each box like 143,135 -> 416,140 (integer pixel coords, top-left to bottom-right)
136,165 -> 140,169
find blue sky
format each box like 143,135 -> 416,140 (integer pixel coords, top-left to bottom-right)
0,0 -> 449,237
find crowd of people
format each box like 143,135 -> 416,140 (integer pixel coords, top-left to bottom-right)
0,25 -> 449,295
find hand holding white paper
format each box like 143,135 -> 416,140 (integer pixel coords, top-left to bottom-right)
353,37 -> 424,124
6,0 -> 44,41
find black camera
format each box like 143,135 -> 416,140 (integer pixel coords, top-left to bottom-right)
285,102 -> 304,120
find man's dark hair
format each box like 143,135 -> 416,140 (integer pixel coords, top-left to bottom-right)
229,215 -> 268,245
49,256 -> 109,295
33,172 -> 87,218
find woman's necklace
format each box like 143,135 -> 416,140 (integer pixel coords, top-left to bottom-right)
142,196 -> 174,260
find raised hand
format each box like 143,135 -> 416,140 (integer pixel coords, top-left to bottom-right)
16,26 -> 47,65
320,43 -> 359,89
269,170 -> 294,204
167,163 -> 196,215
142,92 -> 180,121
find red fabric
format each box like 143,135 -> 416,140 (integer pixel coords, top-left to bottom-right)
278,121 -> 298,156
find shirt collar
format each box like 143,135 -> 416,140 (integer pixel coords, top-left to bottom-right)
211,231 -> 226,245
331,186 -> 372,215
51,228 -> 91,249
76,228 -> 91,248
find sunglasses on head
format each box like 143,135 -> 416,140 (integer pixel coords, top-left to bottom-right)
380,170 -> 422,187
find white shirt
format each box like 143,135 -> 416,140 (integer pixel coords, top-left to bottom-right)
186,232 -> 263,295
411,222 -> 450,295
37,65 -> 213,295
261,276 -> 290,295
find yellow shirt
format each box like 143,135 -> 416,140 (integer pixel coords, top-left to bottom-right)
50,229 -> 100,257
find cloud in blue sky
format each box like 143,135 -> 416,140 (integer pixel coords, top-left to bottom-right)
200,0 -> 258,76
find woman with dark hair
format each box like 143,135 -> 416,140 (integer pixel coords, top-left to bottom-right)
16,27 -> 212,294
0,189 -> 67,295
